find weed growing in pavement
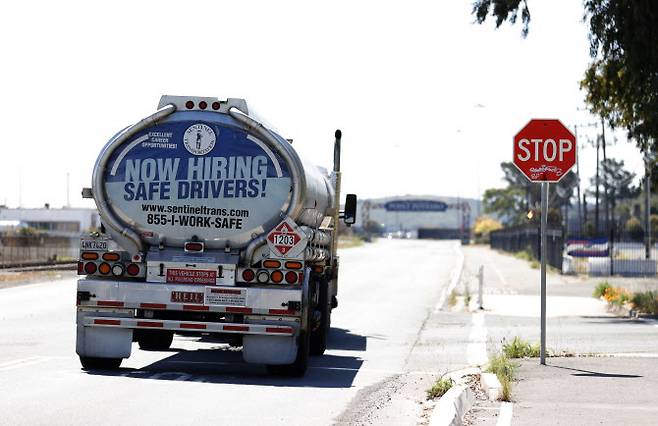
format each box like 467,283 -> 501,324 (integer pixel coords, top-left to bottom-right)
593,281 -> 612,298
529,260 -> 539,269
502,337 -> 540,358
486,354 -> 518,402
464,283 -> 471,307
631,291 -> 658,315
448,289 -> 458,307
426,376 -> 454,400
514,249 -> 533,262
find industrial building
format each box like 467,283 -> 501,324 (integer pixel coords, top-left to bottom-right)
355,195 -> 481,240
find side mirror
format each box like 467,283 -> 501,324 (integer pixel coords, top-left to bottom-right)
343,194 -> 357,226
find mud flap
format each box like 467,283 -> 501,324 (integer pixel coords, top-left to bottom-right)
242,335 -> 298,365
76,312 -> 133,359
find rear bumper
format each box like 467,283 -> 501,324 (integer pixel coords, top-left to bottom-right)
77,278 -> 302,317
83,316 -> 295,336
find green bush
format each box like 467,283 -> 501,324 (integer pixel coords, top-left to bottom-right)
632,291 -> 658,315
503,337 -> 540,358
593,281 -> 612,298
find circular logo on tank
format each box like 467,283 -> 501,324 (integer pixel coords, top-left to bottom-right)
183,123 -> 216,155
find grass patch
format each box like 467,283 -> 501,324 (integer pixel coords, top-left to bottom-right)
503,336 -> 540,358
448,289 -> 458,307
529,260 -> 539,269
593,281 -> 612,298
514,249 -> 534,262
486,354 -> 517,402
426,376 -> 454,400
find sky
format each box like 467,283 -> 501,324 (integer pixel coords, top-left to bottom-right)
0,0 -> 645,209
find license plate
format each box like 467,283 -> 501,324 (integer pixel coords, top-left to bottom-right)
166,268 -> 216,285
170,291 -> 204,304
80,240 -> 108,250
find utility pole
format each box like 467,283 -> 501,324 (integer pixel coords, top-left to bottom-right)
595,136 -> 600,234
647,153 -> 653,260
66,172 -> 70,208
574,126 -> 583,234
600,116 -> 609,235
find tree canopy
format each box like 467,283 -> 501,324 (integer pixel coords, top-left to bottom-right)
472,0 -> 658,154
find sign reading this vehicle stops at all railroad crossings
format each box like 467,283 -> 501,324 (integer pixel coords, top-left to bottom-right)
513,119 -> 576,182
266,217 -> 305,257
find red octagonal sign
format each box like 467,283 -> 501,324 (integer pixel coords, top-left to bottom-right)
513,119 -> 576,182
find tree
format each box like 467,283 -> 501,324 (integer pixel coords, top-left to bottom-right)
472,0 -> 658,155
473,216 -> 503,243
483,161 -> 575,226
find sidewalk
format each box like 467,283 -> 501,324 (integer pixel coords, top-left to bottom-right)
458,244 -> 658,425
513,357 -> 658,425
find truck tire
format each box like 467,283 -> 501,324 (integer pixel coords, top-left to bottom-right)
79,356 -> 122,370
266,307 -> 311,377
310,278 -> 330,356
136,330 -> 174,351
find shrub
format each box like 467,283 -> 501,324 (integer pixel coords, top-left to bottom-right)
426,377 -> 454,400
473,216 -> 503,243
503,337 -> 540,358
593,281 -> 612,298
631,291 -> 658,315
625,217 -> 644,241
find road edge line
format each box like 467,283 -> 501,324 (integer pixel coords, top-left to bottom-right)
435,242 -> 465,312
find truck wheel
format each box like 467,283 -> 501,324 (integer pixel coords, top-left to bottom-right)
136,330 -> 174,351
310,278 -> 330,356
79,356 -> 122,370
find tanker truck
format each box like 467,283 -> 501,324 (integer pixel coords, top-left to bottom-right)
76,95 -> 356,376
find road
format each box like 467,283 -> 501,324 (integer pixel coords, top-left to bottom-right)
0,239 -> 462,426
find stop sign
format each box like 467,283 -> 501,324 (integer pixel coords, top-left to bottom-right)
513,119 -> 576,182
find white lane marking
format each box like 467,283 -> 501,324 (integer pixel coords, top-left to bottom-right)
487,253 -> 509,287
466,312 -> 488,366
0,356 -> 52,371
434,242 -> 464,312
496,402 -> 513,426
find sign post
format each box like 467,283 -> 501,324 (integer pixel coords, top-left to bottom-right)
513,119 -> 576,366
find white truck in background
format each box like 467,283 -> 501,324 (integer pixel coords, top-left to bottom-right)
76,95 -> 356,376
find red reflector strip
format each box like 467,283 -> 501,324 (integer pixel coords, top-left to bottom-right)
94,319 -> 121,326
268,309 -> 296,316
97,301 -> 124,307
266,327 -> 294,334
180,323 -> 207,330
140,303 -> 167,309
223,325 -> 249,332
137,321 -> 164,328
225,307 -> 252,314
183,305 -> 209,311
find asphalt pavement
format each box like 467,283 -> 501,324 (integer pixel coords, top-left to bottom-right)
0,239 -> 464,426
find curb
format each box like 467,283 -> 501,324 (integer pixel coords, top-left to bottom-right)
480,372 -> 502,401
429,368 -> 478,426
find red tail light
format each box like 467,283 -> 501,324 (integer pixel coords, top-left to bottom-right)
84,262 -> 97,274
77,262 -> 84,274
285,271 -> 298,284
242,269 -> 255,282
198,101 -> 207,110
185,100 -> 194,109
126,263 -> 140,276
184,242 -> 204,252
212,101 -> 221,110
